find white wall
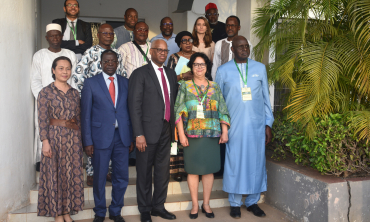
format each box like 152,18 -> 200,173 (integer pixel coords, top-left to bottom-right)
187,0 -> 237,32
0,0 -> 39,221
40,0 -> 171,49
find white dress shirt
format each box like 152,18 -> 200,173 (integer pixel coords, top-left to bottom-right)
63,17 -> 79,46
102,72 -> 119,127
151,61 -> 171,118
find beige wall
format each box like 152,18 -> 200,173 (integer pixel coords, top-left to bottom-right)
40,0 -> 171,49
0,0 -> 39,221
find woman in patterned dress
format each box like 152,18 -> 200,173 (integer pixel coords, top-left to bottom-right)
175,53 -> 230,219
37,56 -> 84,222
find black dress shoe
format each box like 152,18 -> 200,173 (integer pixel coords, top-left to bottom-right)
93,215 -> 105,222
247,204 -> 266,217
140,212 -> 152,222
109,215 -> 125,222
230,206 -> 241,219
201,204 -> 215,218
151,208 -> 176,220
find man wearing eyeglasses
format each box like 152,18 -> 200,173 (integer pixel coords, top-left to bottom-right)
205,2 -> 227,43
129,39 -> 178,222
72,23 -> 127,187
150,17 -> 180,66
52,0 -> 92,61
118,22 -> 151,78
211,16 -> 253,80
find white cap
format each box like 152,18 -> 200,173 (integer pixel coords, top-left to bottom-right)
46,23 -> 62,33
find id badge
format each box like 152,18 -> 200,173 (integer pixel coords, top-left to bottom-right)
196,104 -> 205,119
142,62 -> 147,66
171,142 -> 178,155
242,87 -> 252,101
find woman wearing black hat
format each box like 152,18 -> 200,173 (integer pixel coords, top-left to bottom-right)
168,31 -> 195,83
167,31 -> 196,182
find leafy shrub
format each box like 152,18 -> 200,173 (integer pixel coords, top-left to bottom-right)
268,112 -> 370,177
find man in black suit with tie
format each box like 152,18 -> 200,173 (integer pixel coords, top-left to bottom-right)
52,0 -> 92,60
128,39 -> 178,222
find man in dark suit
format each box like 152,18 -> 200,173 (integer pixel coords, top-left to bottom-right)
81,50 -> 133,222
52,0 -> 92,60
128,39 -> 178,222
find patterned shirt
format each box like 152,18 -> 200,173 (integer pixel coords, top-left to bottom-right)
174,80 -> 230,138
71,45 -> 126,92
117,41 -> 151,78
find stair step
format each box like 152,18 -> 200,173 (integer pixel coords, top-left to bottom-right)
30,176 -> 224,203
72,204 -> 291,222
9,191 -> 265,222
36,166 -> 138,184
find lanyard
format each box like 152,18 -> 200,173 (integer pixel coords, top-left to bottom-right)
234,59 -> 248,86
143,42 -> 149,63
192,79 -> 210,105
68,21 -> 77,40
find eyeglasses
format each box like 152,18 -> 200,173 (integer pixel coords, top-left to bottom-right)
181,38 -> 193,44
193,63 -> 206,68
162,23 -> 173,27
66,4 -> 78,8
152,48 -> 170,54
236,44 -> 250,51
99,32 -> 115,36
226,24 -> 239,28
136,29 -> 149,33
206,13 -> 219,16
102,60 -> 118,65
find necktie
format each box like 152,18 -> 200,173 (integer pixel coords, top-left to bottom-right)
108,77 -> 115,106
70,22 -> 75,40
158,68 -> 170,122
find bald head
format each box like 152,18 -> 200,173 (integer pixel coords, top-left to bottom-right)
151,39 -> 167,48
231,36 -> 250,62
99,23 -> 113,32
232,36 -> 247,47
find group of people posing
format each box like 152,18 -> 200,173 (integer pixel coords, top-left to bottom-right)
31,1 -> 274,222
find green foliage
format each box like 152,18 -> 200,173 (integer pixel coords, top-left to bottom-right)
269,112 -> 370,176
252,0 -> 370,141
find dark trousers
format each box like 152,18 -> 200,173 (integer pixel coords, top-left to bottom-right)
92,129 -> 129,217
136,121 -> 171,213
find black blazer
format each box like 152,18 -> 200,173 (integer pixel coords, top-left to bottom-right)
52,18 -> 92,54
128,63 -> 178,144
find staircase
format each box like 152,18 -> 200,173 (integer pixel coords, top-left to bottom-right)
7,167 -> 265,222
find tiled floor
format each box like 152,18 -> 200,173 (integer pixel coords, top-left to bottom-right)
72,204 -> 295,222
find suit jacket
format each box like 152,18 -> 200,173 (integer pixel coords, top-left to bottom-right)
128,63 -> 178,144
52,18 -> 93,54
81,73 -> 132,149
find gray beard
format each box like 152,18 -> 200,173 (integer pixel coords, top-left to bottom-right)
209,21 -> 218,25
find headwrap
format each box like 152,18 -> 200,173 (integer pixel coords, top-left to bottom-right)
175,31 -> 193,48
46,23 -> 62,33
205,3 -> 217,12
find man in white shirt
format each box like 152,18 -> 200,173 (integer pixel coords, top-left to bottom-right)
30,23 -> 76,170
211,16 -> 253,80
52,0 -> 92,60
128,39 -> 178,222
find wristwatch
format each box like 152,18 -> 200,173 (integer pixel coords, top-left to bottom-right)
137,135 -> 143,138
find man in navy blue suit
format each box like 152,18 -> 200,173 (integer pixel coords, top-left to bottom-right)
81,50 -> 133,222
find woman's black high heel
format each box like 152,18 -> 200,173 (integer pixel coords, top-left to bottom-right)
202,204 -> 215,218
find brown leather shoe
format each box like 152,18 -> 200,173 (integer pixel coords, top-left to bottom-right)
106,173 -> 112,182
87,176 -> 93,187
